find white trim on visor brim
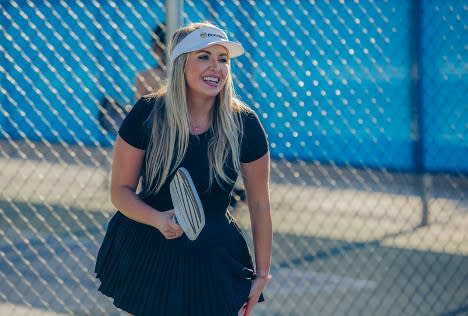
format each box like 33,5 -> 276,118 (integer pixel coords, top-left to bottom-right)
170,26 -> 244,62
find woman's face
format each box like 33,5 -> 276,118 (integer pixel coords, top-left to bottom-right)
184,44 -> 230,101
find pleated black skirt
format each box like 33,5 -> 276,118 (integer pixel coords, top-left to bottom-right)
95,211 -> 263,316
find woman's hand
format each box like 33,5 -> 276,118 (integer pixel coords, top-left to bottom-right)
155,210 -> 184,239
238,278 -> 268,316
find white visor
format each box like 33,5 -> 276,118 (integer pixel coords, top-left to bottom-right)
170,26 -> 244,62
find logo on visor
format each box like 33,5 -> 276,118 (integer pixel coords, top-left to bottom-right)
199,32 -> 226,40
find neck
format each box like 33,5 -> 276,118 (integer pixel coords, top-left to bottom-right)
186,92 -> 216,116
187,95 -> 215,134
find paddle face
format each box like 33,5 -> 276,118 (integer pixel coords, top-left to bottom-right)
169,167 -> 205,240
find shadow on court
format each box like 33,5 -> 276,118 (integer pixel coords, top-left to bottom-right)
1,199 -> 467,316
254,231 -> 468,316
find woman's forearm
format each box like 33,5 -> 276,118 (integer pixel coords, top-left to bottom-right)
249,204 -> 273,276
110,184 -> 161,228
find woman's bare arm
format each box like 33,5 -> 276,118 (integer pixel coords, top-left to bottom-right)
240,152 -> 272,316
110,136 -> 182,237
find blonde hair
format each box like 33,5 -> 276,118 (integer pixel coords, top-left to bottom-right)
142,22 -> 247,196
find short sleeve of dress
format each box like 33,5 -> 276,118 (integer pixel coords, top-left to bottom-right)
240,110 -> 269,163
118,97 -> 154,150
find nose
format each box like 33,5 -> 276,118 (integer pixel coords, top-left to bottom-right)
209,57 -> 221,70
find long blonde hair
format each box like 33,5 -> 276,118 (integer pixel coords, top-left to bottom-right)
142,22 -> 247,196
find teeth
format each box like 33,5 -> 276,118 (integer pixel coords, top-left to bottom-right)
203,76 -> 219,83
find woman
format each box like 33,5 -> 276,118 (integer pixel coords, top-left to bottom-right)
95,22 -> 272,316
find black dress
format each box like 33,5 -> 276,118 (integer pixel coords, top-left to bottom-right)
95,97 -> 269,316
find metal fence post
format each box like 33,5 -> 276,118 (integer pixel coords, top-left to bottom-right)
409,0 -> 429,227
166,0 -> 184,47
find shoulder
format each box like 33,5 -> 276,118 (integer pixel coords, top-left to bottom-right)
130,95 -> 157,121
134,92 -> 165,116
118,94 -> 165,150
240,107 -> 269,163
136,94 -> 157,107
233,99 -> 260,123
235,100 -> 269,163
235,103 -> 264,132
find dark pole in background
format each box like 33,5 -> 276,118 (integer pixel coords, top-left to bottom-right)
409,0 -> 430,227
166,0 -> 184,60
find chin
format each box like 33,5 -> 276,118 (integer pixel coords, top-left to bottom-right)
201,88 -> 222,97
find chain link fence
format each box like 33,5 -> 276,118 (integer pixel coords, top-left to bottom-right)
1,1 -> 467,315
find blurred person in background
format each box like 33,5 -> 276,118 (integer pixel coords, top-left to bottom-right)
134,23 -> 167,101
98,25 -> 166,135
95,22 -> 272,316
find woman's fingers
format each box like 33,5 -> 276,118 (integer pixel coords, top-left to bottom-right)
163,229 -> 183,239
244,296 -> 258,316
244,279 -> 267,316
238,303 -> 247,316
159,210 -> 184,239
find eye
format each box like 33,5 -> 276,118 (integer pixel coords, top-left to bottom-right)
219,57 -> 229,63
198,54 -> 209,60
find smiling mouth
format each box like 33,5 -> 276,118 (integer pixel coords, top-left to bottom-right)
202,76 -> 220,84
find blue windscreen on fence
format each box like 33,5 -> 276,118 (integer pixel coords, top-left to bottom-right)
208,1 -> 414,171
0,0 -> 466,173
420,1 -> 467,172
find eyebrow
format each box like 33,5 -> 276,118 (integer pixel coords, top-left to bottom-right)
197,50 -> 229,57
